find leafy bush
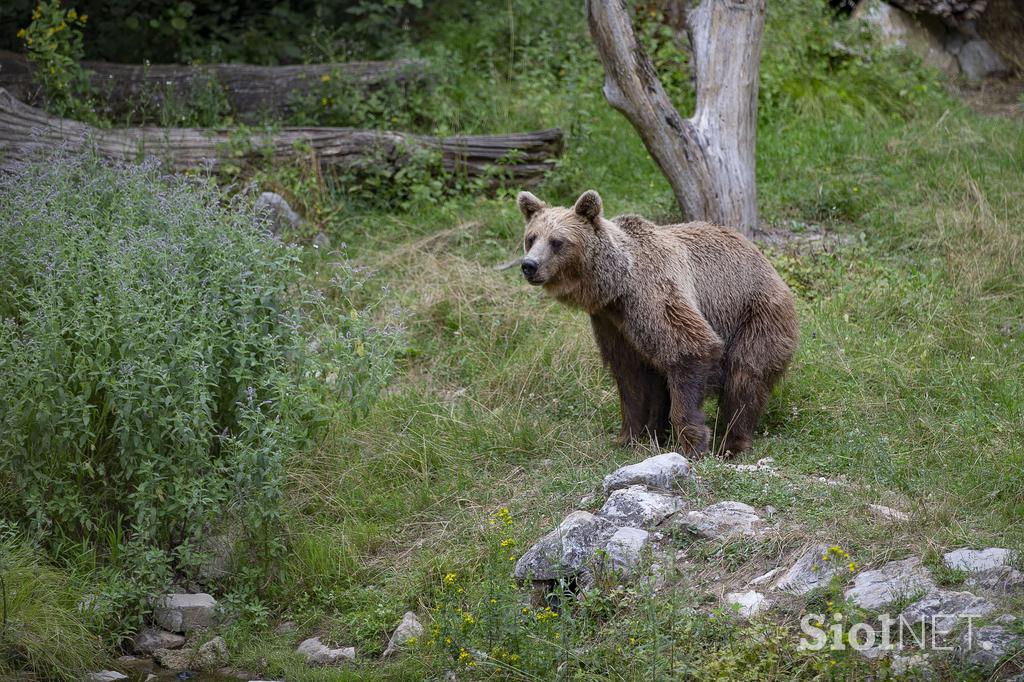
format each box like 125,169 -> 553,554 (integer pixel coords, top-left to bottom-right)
0,153 -> 401,600
17,1 -> 96,121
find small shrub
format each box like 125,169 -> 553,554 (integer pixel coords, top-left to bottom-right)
18,1 -> 95,121
0,152 -> 400,622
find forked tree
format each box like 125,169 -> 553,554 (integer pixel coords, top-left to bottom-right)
586,0 -> 766,236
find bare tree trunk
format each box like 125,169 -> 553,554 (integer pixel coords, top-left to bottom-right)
586,0 -> 765,236
0,88 -> 562,184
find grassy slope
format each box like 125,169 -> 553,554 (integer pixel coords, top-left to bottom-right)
224,1 -> 1024,677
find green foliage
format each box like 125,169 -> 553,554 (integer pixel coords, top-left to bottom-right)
0,153 -> 401,621
0,535 -> 101,681
17,1 -> 96,121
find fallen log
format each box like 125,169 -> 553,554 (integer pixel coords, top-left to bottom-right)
0,50 -> 429,120
0,88 -> 562,185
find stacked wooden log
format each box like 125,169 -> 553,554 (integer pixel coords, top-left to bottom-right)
0,88 -> 562,184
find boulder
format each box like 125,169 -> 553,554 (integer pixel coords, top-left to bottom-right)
297,637 -> 356,666
900,590 -> 995,635
844,557 -> 937,611
955,38 -> 1010,81
603,527 -> 651,576
602,453 -> 693,494
957,625 -> 1024,673
133,628 -> 185,655
152,593 -> 218,632
254,191 -> 301,236
598,485 -> 682,528
855,0 -> 959,74
943,547 -> 1015,573
382,611 -> 423,658
676,501 -> 765,541
153,636 -> 228,671
773,544 -> 847,595
724,590 -> 770,618
513,511 -> 619,582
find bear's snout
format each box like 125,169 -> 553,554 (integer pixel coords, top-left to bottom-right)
521,258 -> 542,284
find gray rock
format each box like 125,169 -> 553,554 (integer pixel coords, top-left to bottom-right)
677,501 -> 765,541
513,511 -> 620,582
900,590 -> 995,635
297,637 -> 356,666
85,672 -> 128,682
254,191 -> 301,235
750,567 -> 785,587
602,452 -> 693,494
890,653 -> 932,677
943,547 -> 1014,573
603,527 -> 650,576
854,0 -> 959,74
966,565 -> 1024,595
134,628 -> 185,655
773,544 -> 847,595
867,504 -> 909,522
152,593 -> 217,632
956,39 -> 1009,81
844,557 -> 937,611
957,625 -> 1024,673
312,232 -> 331,250
382,611 -> 423,657
724,590 -> 770,618
153,636 -> 228,672
115,656 -> 154,674
598,485 -> 682,529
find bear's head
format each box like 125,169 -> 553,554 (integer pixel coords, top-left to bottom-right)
516,189 -> 604,294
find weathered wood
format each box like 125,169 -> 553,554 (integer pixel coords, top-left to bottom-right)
0,88 -> 562,184
586,0 -> 765,236
0,50 -> 429,119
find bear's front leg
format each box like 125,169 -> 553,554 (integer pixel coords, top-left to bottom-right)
667,358 -> 713,456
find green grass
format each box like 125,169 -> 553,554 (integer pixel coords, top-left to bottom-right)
4,0 -> 1024,679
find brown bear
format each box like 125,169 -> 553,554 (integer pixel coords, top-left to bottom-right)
516,189 -> 798,456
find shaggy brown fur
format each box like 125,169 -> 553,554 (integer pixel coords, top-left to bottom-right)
517,190 -> 798,456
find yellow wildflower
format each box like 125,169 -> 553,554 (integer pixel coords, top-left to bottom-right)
461,611 -> 476,625
500,538 -> 515,548
321,74 -> 330,82
17,28 -> 27,39
80,14 -> 87,22
443,572 -> 457,586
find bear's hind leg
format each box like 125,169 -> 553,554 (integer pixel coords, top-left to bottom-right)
719,366 -> 770,455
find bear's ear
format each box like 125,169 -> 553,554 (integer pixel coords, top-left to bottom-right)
517,191 -> 545,221
573,190 -> 603,222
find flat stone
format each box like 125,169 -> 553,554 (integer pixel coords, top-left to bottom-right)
730,457 -> 777,474
677,501 -> 765,541
85,672 -> 128,682
152,593 -> 217,632
116,655 -> 154,674
773,544 -> 847,595
966,565 -> 1024,595
513,511 -> 620,582
382,611 -> 423,657
602,452 -> 693,494
845,557 -> 937,611
943,547 -> 1014,573
750,567 -> 785,587
598,485 -> 682,529
297,637 -> 356,666
900,590 -> 995,635
724,590 -> 770,618
867,504 -> 909,522
957,625 -> 1024,673
603,527 -> 650,576
890,653 -> 932,677
134,628 -> 185,655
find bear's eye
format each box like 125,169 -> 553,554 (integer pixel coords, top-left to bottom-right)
550,238 -> 564,252
525,235 -> 536,249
